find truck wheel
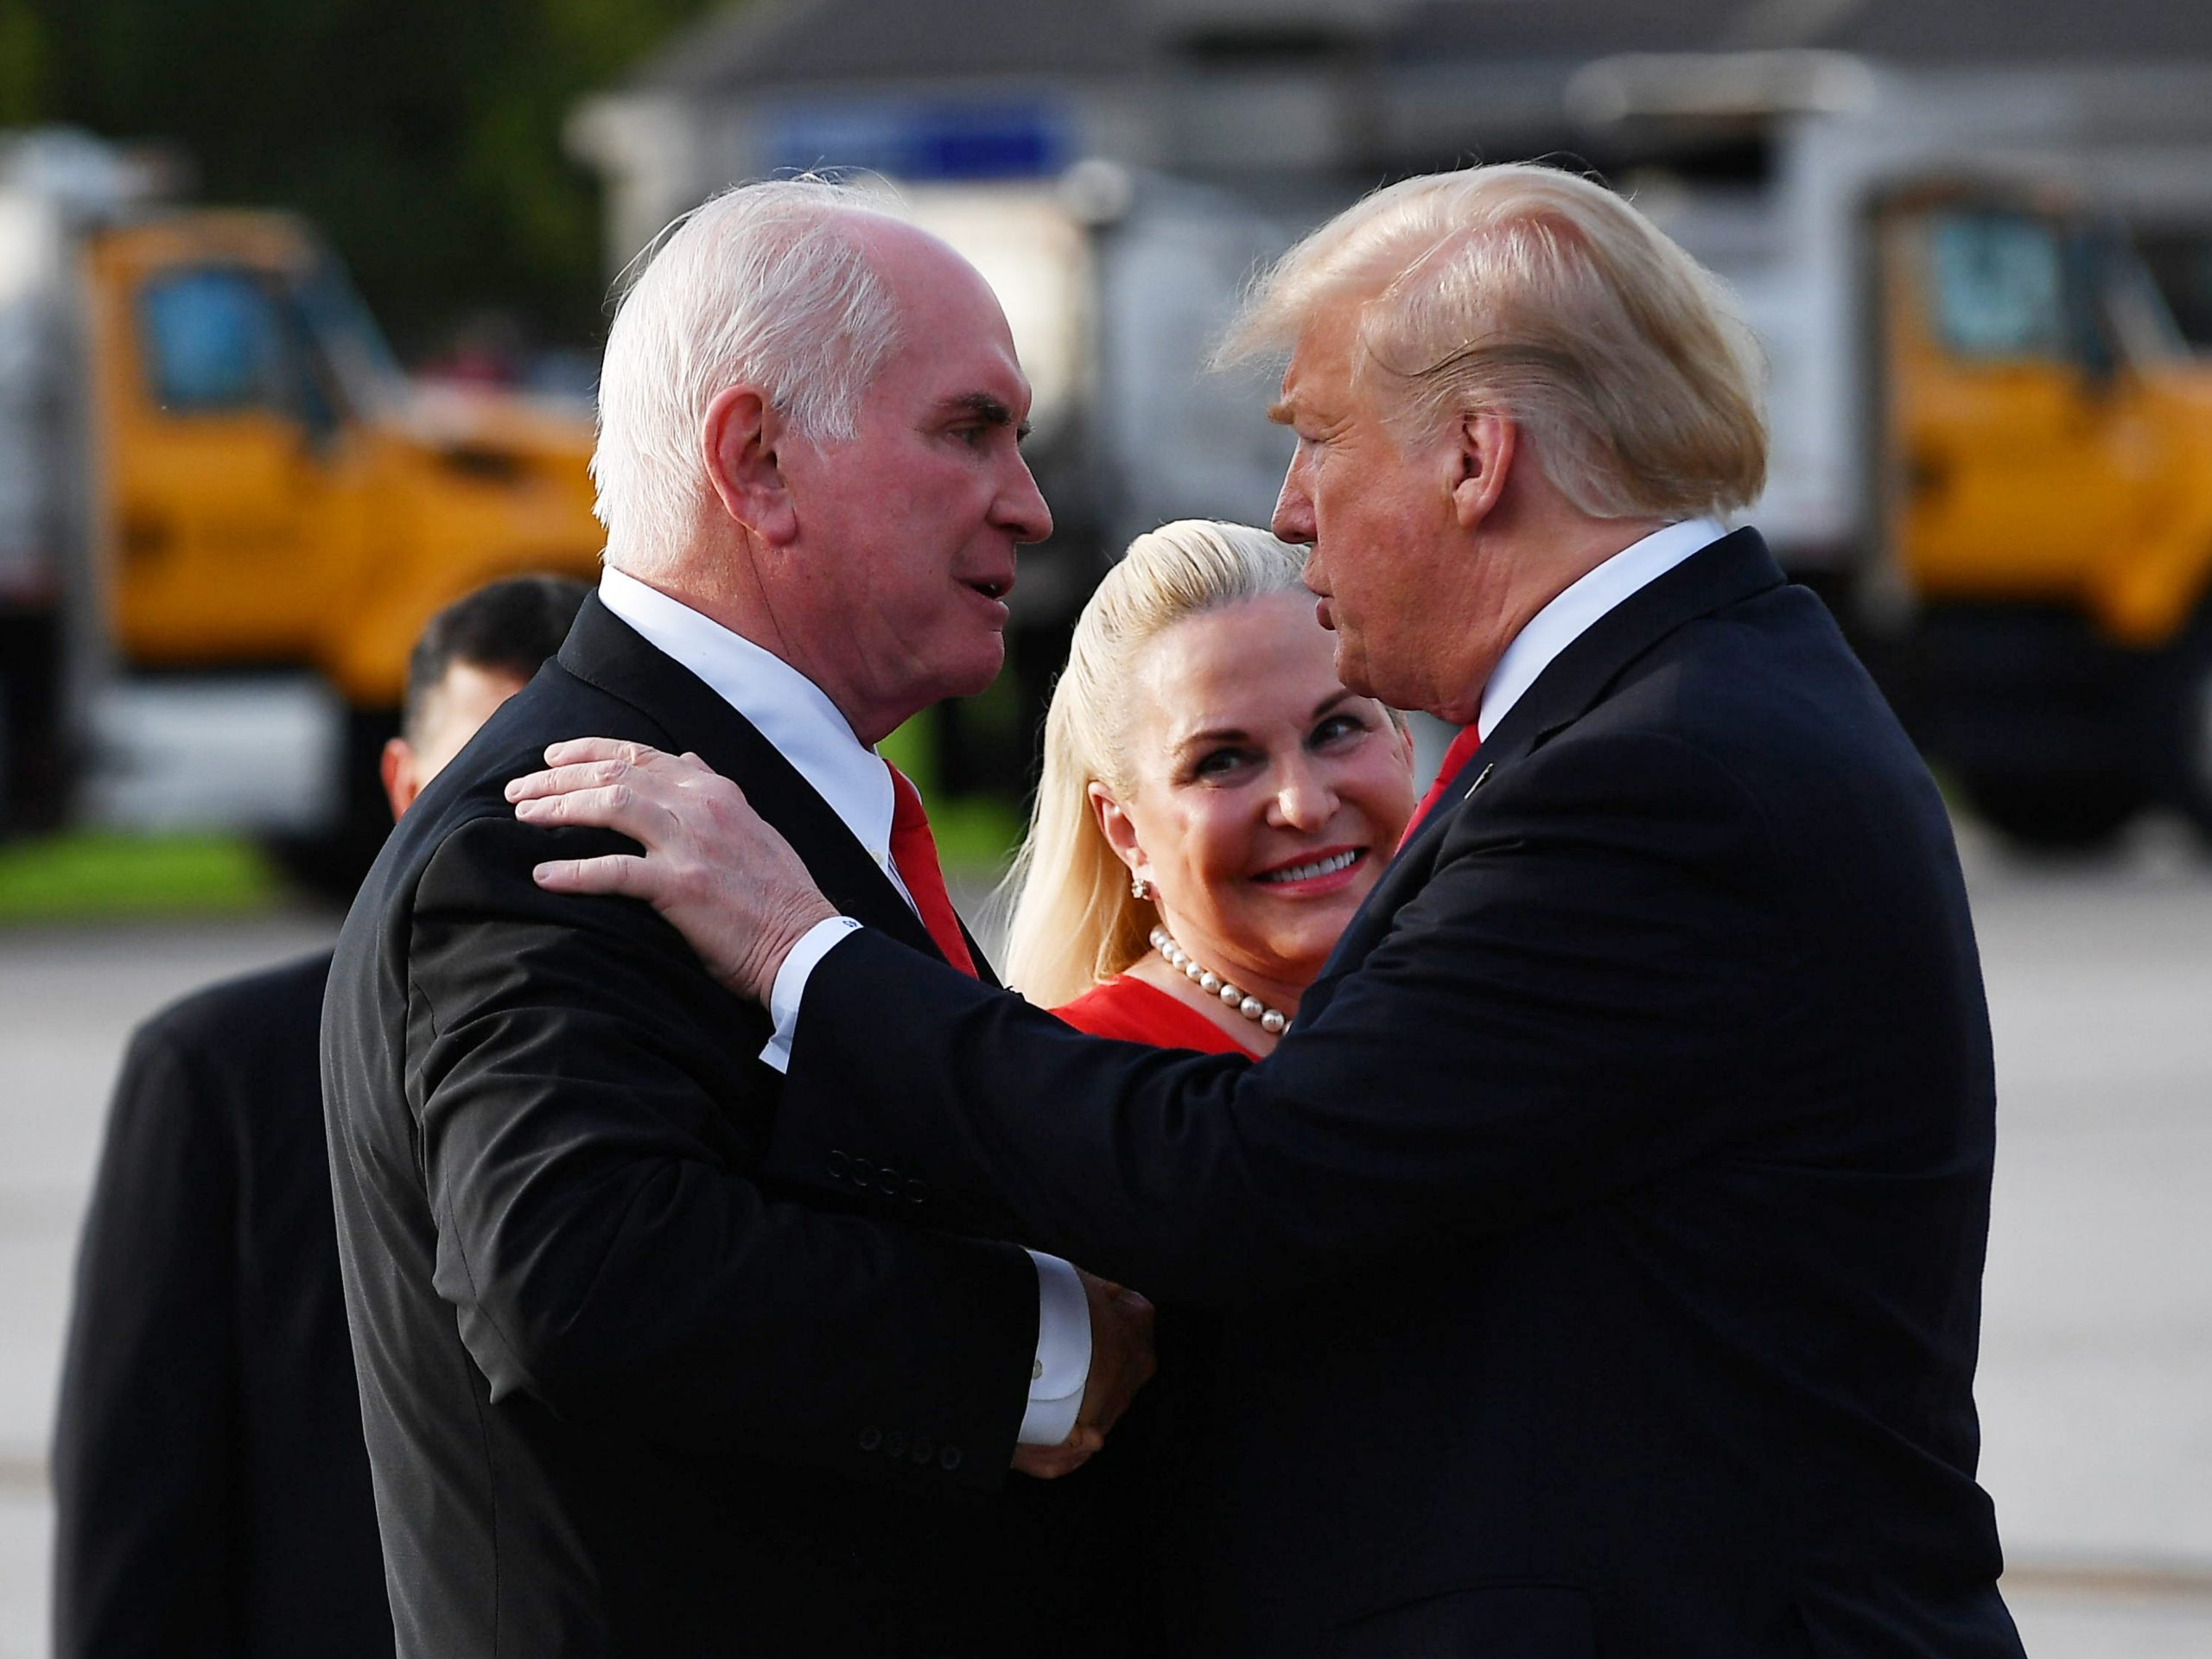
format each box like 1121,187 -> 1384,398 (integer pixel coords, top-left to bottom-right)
1957,772 -> 2141,854
263,706 -> 400,906
2160,625 -> 2212,842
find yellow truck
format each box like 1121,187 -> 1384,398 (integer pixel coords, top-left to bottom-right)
0,130 -> 604,880
1565,54 -> 2212,851
1868,181 -> 2212,847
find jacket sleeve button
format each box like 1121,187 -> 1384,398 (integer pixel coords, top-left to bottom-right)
828,1150 -> 849,1182
938,1445 -> 963,1471
910,1434 -> 934,1465
906,1179 -> 930,1206
884,1429 -> 906,1459
856,1425 -> 882,1452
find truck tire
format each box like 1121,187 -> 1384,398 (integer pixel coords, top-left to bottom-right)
264,705 -> 400,906
1957,772 -> 2141,854
0,611 -> 67,837
2159,623 -> 2212,843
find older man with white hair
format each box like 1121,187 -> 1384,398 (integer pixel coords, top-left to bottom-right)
321,181 -> 1156,1658
514,163 -> 2029,1657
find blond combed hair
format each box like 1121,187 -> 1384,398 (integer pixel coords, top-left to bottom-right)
1001,520 -> 1311,1009
592,176 -> 909,573
1218,162 -> 1768,521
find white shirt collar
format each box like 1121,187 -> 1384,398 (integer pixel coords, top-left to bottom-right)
1476,518 -> 1726,740
595,566 -> 899,870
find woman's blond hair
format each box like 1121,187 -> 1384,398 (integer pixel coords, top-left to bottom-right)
1001,520 -> 1310,1008
1217,162 -> 1767,521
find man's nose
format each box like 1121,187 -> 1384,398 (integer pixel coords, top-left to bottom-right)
997,454 -> 1054,545
1270,467 -> 1314,547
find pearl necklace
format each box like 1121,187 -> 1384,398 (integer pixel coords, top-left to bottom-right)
1149,925 -> 1291,1036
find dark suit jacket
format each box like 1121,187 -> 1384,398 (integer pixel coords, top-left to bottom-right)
54,953 -> 394,1659
767,531 -> 2029,1657
322,595 -> 1116,1658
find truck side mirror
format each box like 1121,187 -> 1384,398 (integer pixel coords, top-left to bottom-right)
2066,237 -> 2123,391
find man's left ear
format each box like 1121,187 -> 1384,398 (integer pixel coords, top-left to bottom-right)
702,384 -> 799,545
381,737 -> 420,823
1448,411 -> 1516,531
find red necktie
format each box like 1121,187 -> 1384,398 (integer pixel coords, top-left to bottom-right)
886,765 -> 979,978
1397,725 -> 1483,850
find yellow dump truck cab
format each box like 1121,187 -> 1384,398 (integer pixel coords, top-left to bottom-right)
76,210 -> 603,876
1876,185 -> 2212,847
88,211 -> 602,698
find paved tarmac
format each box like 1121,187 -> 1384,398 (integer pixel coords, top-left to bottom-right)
1,828 -> 2208,1656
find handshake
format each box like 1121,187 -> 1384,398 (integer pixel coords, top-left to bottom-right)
1012,1269 -> 1158,1479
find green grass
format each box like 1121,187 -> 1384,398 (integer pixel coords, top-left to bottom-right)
921,796 -> 1026,876
878,718 -> 1027,875
0,831 -> 284,921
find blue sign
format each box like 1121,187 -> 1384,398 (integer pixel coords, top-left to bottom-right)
759,99 -> 1074,182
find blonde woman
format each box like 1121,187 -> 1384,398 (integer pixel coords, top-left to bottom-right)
1007,518 -> 1415,1053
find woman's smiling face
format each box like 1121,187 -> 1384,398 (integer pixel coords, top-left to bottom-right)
1091,591 -> 1417,1007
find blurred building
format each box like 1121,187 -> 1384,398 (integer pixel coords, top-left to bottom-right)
572,0 -> 2212,288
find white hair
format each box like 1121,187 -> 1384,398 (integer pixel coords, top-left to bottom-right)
591,177 -> 910,570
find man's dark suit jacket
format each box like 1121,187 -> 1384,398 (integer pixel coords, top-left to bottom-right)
53,953 -> 394,1659
766,531 -> 2029,1658
322,596 -> 1117,1657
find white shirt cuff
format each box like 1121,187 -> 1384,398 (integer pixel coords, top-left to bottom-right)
1018,1250 -> 1093,1446
757,916 -> 861,1073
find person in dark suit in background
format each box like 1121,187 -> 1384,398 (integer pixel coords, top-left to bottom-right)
320,180 -> 1154,1659
512,162 -> 2028,1658
53,574 -> 588,1659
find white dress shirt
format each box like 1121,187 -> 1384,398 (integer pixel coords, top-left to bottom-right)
597,567 -> 1091,1446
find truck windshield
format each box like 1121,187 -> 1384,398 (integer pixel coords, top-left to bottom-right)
292,256 -> 406,422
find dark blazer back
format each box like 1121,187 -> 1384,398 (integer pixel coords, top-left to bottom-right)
54,954 -> 392,1659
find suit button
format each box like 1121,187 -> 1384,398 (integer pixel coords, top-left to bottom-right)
828,1150 -> 849,1182
911,1435 -> 934,1465
856,1426 -> 882,1452
875,1164 -> 901,1197
938,1445 -> 963,1472
849,1156 -> 876,1189
885,1429 -> 906,1459
906,1179 -> 930,1207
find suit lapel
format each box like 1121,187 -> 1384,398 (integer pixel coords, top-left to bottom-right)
556,596 -> 953,969
1298,529 -> 1786,1023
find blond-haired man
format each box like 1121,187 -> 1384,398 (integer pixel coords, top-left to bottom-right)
518,164 -> 2024,1658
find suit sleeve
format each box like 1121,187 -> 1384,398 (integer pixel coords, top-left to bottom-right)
778,730 -> 1784,1304
52,1024 -> 241,1657
406,811 -> 1039,1490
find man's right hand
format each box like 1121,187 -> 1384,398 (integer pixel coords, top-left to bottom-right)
1011,1269 -> 1156,1479
510,739 -> 835,1002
